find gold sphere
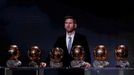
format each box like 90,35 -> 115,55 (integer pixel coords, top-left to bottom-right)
71,45 -> 85,60
115,45 -> 128,61
28,45 -> 41,61
94,45 -> 107,61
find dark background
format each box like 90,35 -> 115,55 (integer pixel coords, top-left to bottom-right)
0,0 -> 134,67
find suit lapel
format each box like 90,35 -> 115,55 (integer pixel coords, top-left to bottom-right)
72,33 -> 77,48
63,35 -> 68,53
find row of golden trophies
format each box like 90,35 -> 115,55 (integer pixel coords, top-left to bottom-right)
93,45 -> 129,68
6,44 -> 129,68
6,45 -> 46,68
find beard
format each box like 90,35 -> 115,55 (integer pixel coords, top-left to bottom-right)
65,28 -> 75,33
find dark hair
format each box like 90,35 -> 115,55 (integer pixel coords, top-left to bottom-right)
64,16 -> 77,24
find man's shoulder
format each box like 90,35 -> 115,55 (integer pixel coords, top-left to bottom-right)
57,32 -> 86,39
75,33 -> 86,38
57,34 -> 66,39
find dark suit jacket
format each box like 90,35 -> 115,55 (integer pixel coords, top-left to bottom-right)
54,32 -> 91,67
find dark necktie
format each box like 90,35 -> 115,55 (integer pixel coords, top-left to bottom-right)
68,37 -> 72,53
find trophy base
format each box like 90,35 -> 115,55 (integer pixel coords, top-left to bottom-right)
50,61 -> 63,68
29,61 -> 38,68
6,60 -> 21,67
116,60 -> 129,68
93,60 -> 109,68
71,60 -> 86,68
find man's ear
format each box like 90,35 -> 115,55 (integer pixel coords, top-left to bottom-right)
75,24 -> 77,28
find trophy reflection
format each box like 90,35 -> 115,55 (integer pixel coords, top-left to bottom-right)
50,47 -> 64,68
93,45 -> 109,68
115,45 -> 129,68
28,45 -> 41,67
6,45 -> 22,67
70,45 -> 88,68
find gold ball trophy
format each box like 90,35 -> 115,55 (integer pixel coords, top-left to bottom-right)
28,45 -> 41,67
115,45 -> 129,68
50,47 -> 64,68
70,45 -> 87,68
6,45 -> 22,67
93,45 -> 109,68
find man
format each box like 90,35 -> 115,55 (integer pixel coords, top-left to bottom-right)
54,16 -> 91,68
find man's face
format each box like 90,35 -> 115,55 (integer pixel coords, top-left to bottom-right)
64,18 -> 76,33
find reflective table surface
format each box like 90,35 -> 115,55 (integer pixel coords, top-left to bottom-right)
0,67 -> 134,75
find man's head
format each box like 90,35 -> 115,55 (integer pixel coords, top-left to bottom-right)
64,16 -> 77,33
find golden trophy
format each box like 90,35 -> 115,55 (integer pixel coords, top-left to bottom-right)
28,45 -> 41,67
115,45 -> 129,68
50,47 -> 64,68
93,45 -> 109,68
70,45 -> 88,68
6,45 -> 22,67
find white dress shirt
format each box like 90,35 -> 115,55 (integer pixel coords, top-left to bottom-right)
66,31 -> 75,51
